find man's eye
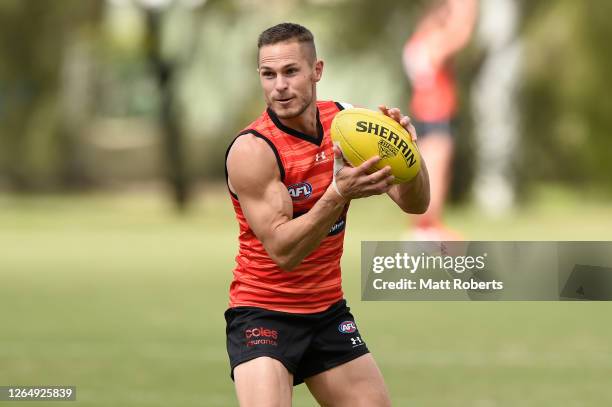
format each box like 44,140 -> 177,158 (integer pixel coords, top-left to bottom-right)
262,72 -> 274,78
286,69 -> 298,75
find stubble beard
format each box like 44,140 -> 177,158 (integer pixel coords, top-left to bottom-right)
270,92 -> 313,120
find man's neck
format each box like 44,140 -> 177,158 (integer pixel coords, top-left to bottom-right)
278,102 -> 318,137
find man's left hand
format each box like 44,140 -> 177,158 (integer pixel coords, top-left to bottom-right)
378,105 -> 418,142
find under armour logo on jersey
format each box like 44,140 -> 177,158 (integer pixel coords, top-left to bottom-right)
315,151 -> 327,162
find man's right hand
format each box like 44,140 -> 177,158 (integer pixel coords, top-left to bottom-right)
331,144 -> 395,200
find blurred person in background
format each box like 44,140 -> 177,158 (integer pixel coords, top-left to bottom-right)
403,0 -> 478,240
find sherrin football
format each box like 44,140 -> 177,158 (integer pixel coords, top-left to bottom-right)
330,108 -> 421,183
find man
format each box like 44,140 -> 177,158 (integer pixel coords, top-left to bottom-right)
403,0 -> 477,240
225,23 -> 430,407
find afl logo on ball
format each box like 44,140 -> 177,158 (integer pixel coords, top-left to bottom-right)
338,321 -> 357,334
288,182 -> 312,201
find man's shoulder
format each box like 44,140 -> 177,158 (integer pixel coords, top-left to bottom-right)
226,135 -> 281,187
317,100 -> 354,112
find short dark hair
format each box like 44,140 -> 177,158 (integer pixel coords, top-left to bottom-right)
257,23 -> 316,60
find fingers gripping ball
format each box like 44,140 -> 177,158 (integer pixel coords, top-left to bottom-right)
331,108 -> 421,183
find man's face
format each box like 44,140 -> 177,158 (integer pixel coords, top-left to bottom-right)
258,40 -> 323,119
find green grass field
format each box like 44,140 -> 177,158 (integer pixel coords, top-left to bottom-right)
2,185 -> 612,406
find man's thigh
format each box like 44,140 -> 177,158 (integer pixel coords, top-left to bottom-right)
304,354 -> 391,407
234,356 -> 293,407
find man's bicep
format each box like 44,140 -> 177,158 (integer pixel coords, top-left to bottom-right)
226,135 -> 292,242
238,181 -> 293,243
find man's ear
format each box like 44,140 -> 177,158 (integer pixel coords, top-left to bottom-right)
313,59 -> 324,82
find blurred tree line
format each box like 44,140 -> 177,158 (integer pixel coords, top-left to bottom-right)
521,0 -> 612,192
0,0 -> 610,210
0,0 -> 103,190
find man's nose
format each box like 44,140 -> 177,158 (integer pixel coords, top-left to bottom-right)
274,75 -> 288,91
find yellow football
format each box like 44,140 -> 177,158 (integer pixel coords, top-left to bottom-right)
330,108 -> 421,183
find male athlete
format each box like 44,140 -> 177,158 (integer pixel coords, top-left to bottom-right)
225,23 -> 430,407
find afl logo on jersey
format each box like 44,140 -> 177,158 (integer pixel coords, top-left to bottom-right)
288,182 -> 313,201
338,320 -> 357,334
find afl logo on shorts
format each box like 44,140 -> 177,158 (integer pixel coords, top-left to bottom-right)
338,320 -> 357,334
288,182 -> 312,201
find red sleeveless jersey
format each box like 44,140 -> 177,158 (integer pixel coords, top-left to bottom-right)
225,100 -> 349,313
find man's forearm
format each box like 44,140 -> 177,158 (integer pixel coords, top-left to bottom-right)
266,187 -> 346,271
388,163 -> 430,214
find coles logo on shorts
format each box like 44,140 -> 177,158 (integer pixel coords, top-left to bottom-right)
287,182 -> 312,201
245,326 -> 278,347
338,320 -> 357,334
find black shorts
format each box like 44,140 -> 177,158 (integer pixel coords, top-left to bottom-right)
413,119 -> 455,139
224,299 -> 369,386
